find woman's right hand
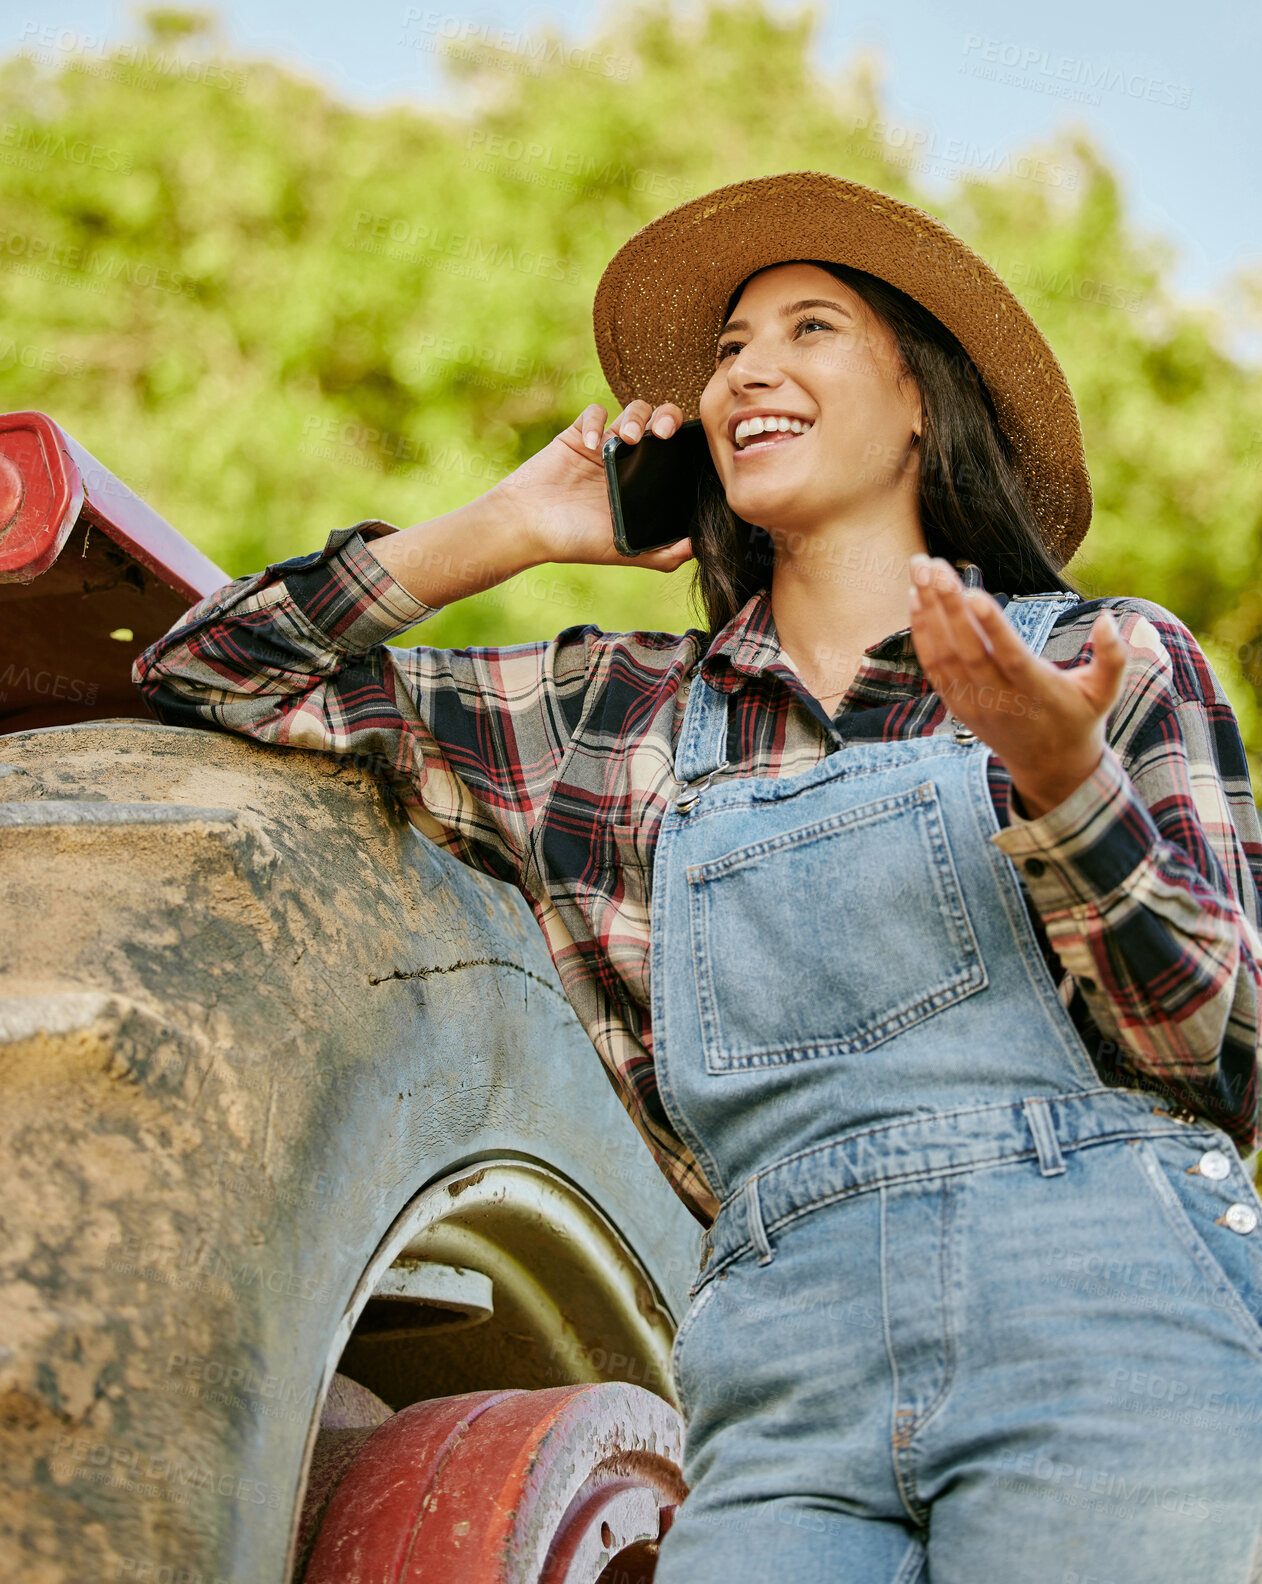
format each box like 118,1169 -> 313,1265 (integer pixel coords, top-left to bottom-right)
495,400 -> 696,572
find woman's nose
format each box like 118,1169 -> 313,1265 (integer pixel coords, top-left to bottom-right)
727,344 -> 786,388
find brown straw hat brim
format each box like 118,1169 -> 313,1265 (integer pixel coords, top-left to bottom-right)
592,170 -> 1092,566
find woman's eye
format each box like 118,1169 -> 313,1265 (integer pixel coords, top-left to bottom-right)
715,318 -> 832,361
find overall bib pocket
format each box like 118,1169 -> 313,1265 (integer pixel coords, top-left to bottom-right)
686,781 -> 987,1073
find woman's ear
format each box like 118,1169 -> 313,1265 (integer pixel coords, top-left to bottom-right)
896,374 -> 923,446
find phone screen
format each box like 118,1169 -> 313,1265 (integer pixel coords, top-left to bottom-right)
603,417 -> 713,557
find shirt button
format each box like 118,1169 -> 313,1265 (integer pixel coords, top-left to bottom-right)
1024,858 -> 1046,877
1196,1148 -> 1232,1181
1220,1203 -> 1259,1235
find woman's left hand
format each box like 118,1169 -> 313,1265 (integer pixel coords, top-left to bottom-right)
907,554 -> 1130,819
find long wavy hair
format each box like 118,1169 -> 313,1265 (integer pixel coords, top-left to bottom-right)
688,260 -> 1080,634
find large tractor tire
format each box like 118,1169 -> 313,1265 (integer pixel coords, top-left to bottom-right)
0,719 -> 700,1582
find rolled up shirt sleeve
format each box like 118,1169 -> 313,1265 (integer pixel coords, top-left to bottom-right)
131,520 -> 602,890
991,597 -> 1262,1149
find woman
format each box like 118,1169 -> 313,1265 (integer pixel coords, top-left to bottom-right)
134,172 -> 1262,1580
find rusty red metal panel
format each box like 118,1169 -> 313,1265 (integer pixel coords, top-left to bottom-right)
303,1383 -> 686,1584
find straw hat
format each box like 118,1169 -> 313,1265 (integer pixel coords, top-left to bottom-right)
592,170 -> 1092,565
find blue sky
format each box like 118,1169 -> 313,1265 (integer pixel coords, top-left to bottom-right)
14,0 -> 1259,321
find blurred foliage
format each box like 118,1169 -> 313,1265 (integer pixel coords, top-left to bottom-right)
2,2 -> 1261,784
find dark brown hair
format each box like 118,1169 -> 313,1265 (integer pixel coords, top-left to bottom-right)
687,260 -> 1080,634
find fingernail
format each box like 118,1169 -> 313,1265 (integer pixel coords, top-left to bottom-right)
584,431 -> 598,449
624,421 -> 641,440
652,416 -> 671,436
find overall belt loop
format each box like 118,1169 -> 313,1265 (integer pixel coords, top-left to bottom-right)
744,1173 -> 776,1266
1023,1097 -> 1067,1177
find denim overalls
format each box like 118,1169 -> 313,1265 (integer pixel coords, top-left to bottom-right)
650,593 -> 1262,1584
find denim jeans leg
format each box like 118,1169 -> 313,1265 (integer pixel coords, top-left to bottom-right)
914,1140 -> 1262,1581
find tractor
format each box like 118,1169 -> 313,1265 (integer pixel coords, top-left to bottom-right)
0,410 -> 700,1582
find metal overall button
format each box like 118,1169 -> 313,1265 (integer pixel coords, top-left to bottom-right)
675,759 -> 731,814
1218,1203 -> 1259,1236
1188,1148 -> 1232,1181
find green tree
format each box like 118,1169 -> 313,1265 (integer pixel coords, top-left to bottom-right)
2,2 -> 1260,784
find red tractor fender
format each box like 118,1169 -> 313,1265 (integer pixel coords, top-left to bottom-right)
0,409 -> 228,732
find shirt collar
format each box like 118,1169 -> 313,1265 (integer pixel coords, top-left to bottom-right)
698,559 -> 991,698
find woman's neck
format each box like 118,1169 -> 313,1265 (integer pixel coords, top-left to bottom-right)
769,516 -> 929,710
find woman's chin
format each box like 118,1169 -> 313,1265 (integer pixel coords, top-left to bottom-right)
724,483 -> 809,530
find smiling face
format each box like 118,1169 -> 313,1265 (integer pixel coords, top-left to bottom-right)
698,261 -> 924,542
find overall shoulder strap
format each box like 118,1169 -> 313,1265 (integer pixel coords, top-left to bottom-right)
674,661 -> 730,784
1002,591 -> 1081,657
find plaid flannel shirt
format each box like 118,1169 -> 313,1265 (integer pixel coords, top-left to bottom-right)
133,521 -> 1262,1226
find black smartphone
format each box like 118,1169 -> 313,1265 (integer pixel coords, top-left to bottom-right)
602,417 -> 711,557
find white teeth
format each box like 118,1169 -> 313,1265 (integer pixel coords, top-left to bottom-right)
733,415 -> 813,447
